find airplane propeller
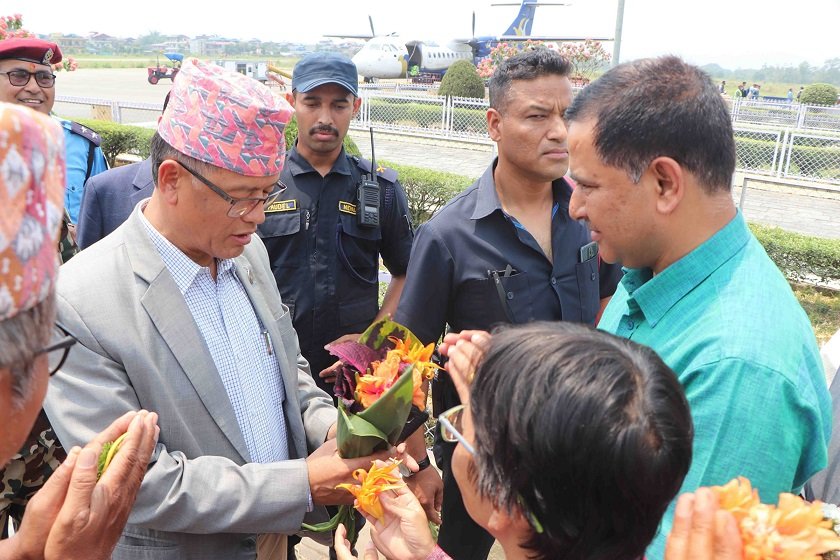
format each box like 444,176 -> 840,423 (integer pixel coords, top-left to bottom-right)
369,15 -> 376,38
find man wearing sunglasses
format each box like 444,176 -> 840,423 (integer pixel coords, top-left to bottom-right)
43,59 -> 395,560
0,38 -> 108,259
0,103 -> 159,559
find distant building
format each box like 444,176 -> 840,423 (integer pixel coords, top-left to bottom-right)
46,33 -> 87,54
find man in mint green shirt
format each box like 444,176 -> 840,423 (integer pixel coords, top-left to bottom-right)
565,55 -> 831,559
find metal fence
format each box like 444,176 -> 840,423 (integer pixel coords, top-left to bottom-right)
55,93 -> 840,184
730,99 -> 840,132
354,93 -> 491,144
734,126 -> 840,184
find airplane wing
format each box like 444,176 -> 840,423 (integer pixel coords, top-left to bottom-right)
324,34 -> 374,40
497,35 -> 613,41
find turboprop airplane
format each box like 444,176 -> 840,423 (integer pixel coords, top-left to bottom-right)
332,1 -> 610,80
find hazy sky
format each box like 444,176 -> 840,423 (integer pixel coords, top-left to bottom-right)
10,0 -> 839,68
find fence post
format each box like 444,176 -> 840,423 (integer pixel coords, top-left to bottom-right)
442,96 -> 450,138
797,104 -> 806,129
782,131 -> 794,178
111,101 -> 122,124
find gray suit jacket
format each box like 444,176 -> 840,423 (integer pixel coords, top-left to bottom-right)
44,204 -> 336,560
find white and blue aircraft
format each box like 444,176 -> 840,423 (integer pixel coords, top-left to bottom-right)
331,1 -> 610,80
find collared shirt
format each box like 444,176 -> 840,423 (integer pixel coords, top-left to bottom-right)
140,210 -> 289,464
258,146 -> 413,378
599,211 -> 831,558
396,160 -> 622,348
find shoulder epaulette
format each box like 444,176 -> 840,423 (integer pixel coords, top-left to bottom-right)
63,120 -> 102,147
354,156 -> 398,183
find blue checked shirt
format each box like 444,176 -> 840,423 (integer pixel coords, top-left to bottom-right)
141,212 -> 289,464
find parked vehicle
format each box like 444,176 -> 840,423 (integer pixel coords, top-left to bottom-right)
147,52 -> 183,85
213,60 -> 269,83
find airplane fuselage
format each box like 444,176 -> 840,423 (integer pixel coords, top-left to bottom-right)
352,37 -> 473,79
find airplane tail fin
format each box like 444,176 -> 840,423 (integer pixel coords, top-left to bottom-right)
502,1 -> 538,37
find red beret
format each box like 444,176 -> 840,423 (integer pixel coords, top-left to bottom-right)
0,38 -> 62,65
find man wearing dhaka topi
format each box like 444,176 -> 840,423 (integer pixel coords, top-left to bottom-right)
44,58 -> 394,559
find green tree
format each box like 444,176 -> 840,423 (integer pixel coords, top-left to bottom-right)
438,60 -> 485,99
800,83 -> 838,105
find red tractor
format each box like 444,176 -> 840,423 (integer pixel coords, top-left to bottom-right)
147,53 -> 183,85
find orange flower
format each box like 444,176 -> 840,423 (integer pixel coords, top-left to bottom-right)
389,335 -> 441,381
354,335 -> 441,409
713,476 -> 760,522
336,460 -> 406,523
355,353 -> 401,409
712,477 -> 840,559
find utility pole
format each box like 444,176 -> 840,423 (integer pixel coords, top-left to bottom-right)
612,0 -> 625,67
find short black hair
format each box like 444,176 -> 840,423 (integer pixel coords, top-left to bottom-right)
565,55 -> 736,193
489,48 -> 572,111
470,322 -> 693,560
149,131 -> 213,187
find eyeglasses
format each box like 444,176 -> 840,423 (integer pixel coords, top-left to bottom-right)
438,404 -> 545,535
35,325 -> 77,377
438,404 -> 476,455
174,160 -> 285,218
0,69 -> 57,88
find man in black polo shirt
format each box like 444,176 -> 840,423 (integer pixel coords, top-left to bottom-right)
395,48 -> 622,560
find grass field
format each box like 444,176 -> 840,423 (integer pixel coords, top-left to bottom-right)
70,54 -> 300,71
794,284 -> 840,344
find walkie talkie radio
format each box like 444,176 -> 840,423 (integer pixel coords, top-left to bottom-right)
357,127 -> 380,228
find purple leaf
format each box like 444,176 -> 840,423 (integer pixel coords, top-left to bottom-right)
327,341 -> 383,374
334,364 -> 358,409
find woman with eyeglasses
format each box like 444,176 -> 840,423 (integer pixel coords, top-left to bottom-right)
334,322 -> 702,560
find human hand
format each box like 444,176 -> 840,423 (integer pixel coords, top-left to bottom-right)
360,482 -> 436,560
439,330 -> 490,404
321,334 -> 362,384
334,523 -> 381,560
318,360 -> 342,384
12,411 -> 158,560
664,487 -> 742,560
306,439 -> 400,506
42,410 -> 158,560
406,465 -> 443,525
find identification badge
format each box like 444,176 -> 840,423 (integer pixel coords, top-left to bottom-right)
579,241 -> 599,263
339,201 -> 357,215
265,199 -> 297,213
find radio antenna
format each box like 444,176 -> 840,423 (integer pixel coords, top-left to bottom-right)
369,127 -> 377,181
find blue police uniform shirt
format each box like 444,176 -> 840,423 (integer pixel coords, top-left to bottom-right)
395,159 -> 623,348
59,119 -> 108,223
257,146 -> 414,382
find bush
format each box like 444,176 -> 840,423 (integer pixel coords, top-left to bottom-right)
800,83 -> 839,106
381,160 -> 474,224
438,60 -> 485,100
749,223 -> 840,285
75,118 -> 155,167
284,114 -> 360,156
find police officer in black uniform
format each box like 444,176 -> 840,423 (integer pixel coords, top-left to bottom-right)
395,49 -> 623,560
259,52 -> 414,393
258,53 -> 442,555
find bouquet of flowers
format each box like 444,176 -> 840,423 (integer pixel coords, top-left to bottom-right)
712,477 -> 840,559
301,317 -> 439,543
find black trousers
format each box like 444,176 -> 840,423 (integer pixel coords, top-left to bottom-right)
436,440 -> 496,560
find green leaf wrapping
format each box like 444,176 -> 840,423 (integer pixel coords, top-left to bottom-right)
358,317 -> 418,352
337,364 -> 416,459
